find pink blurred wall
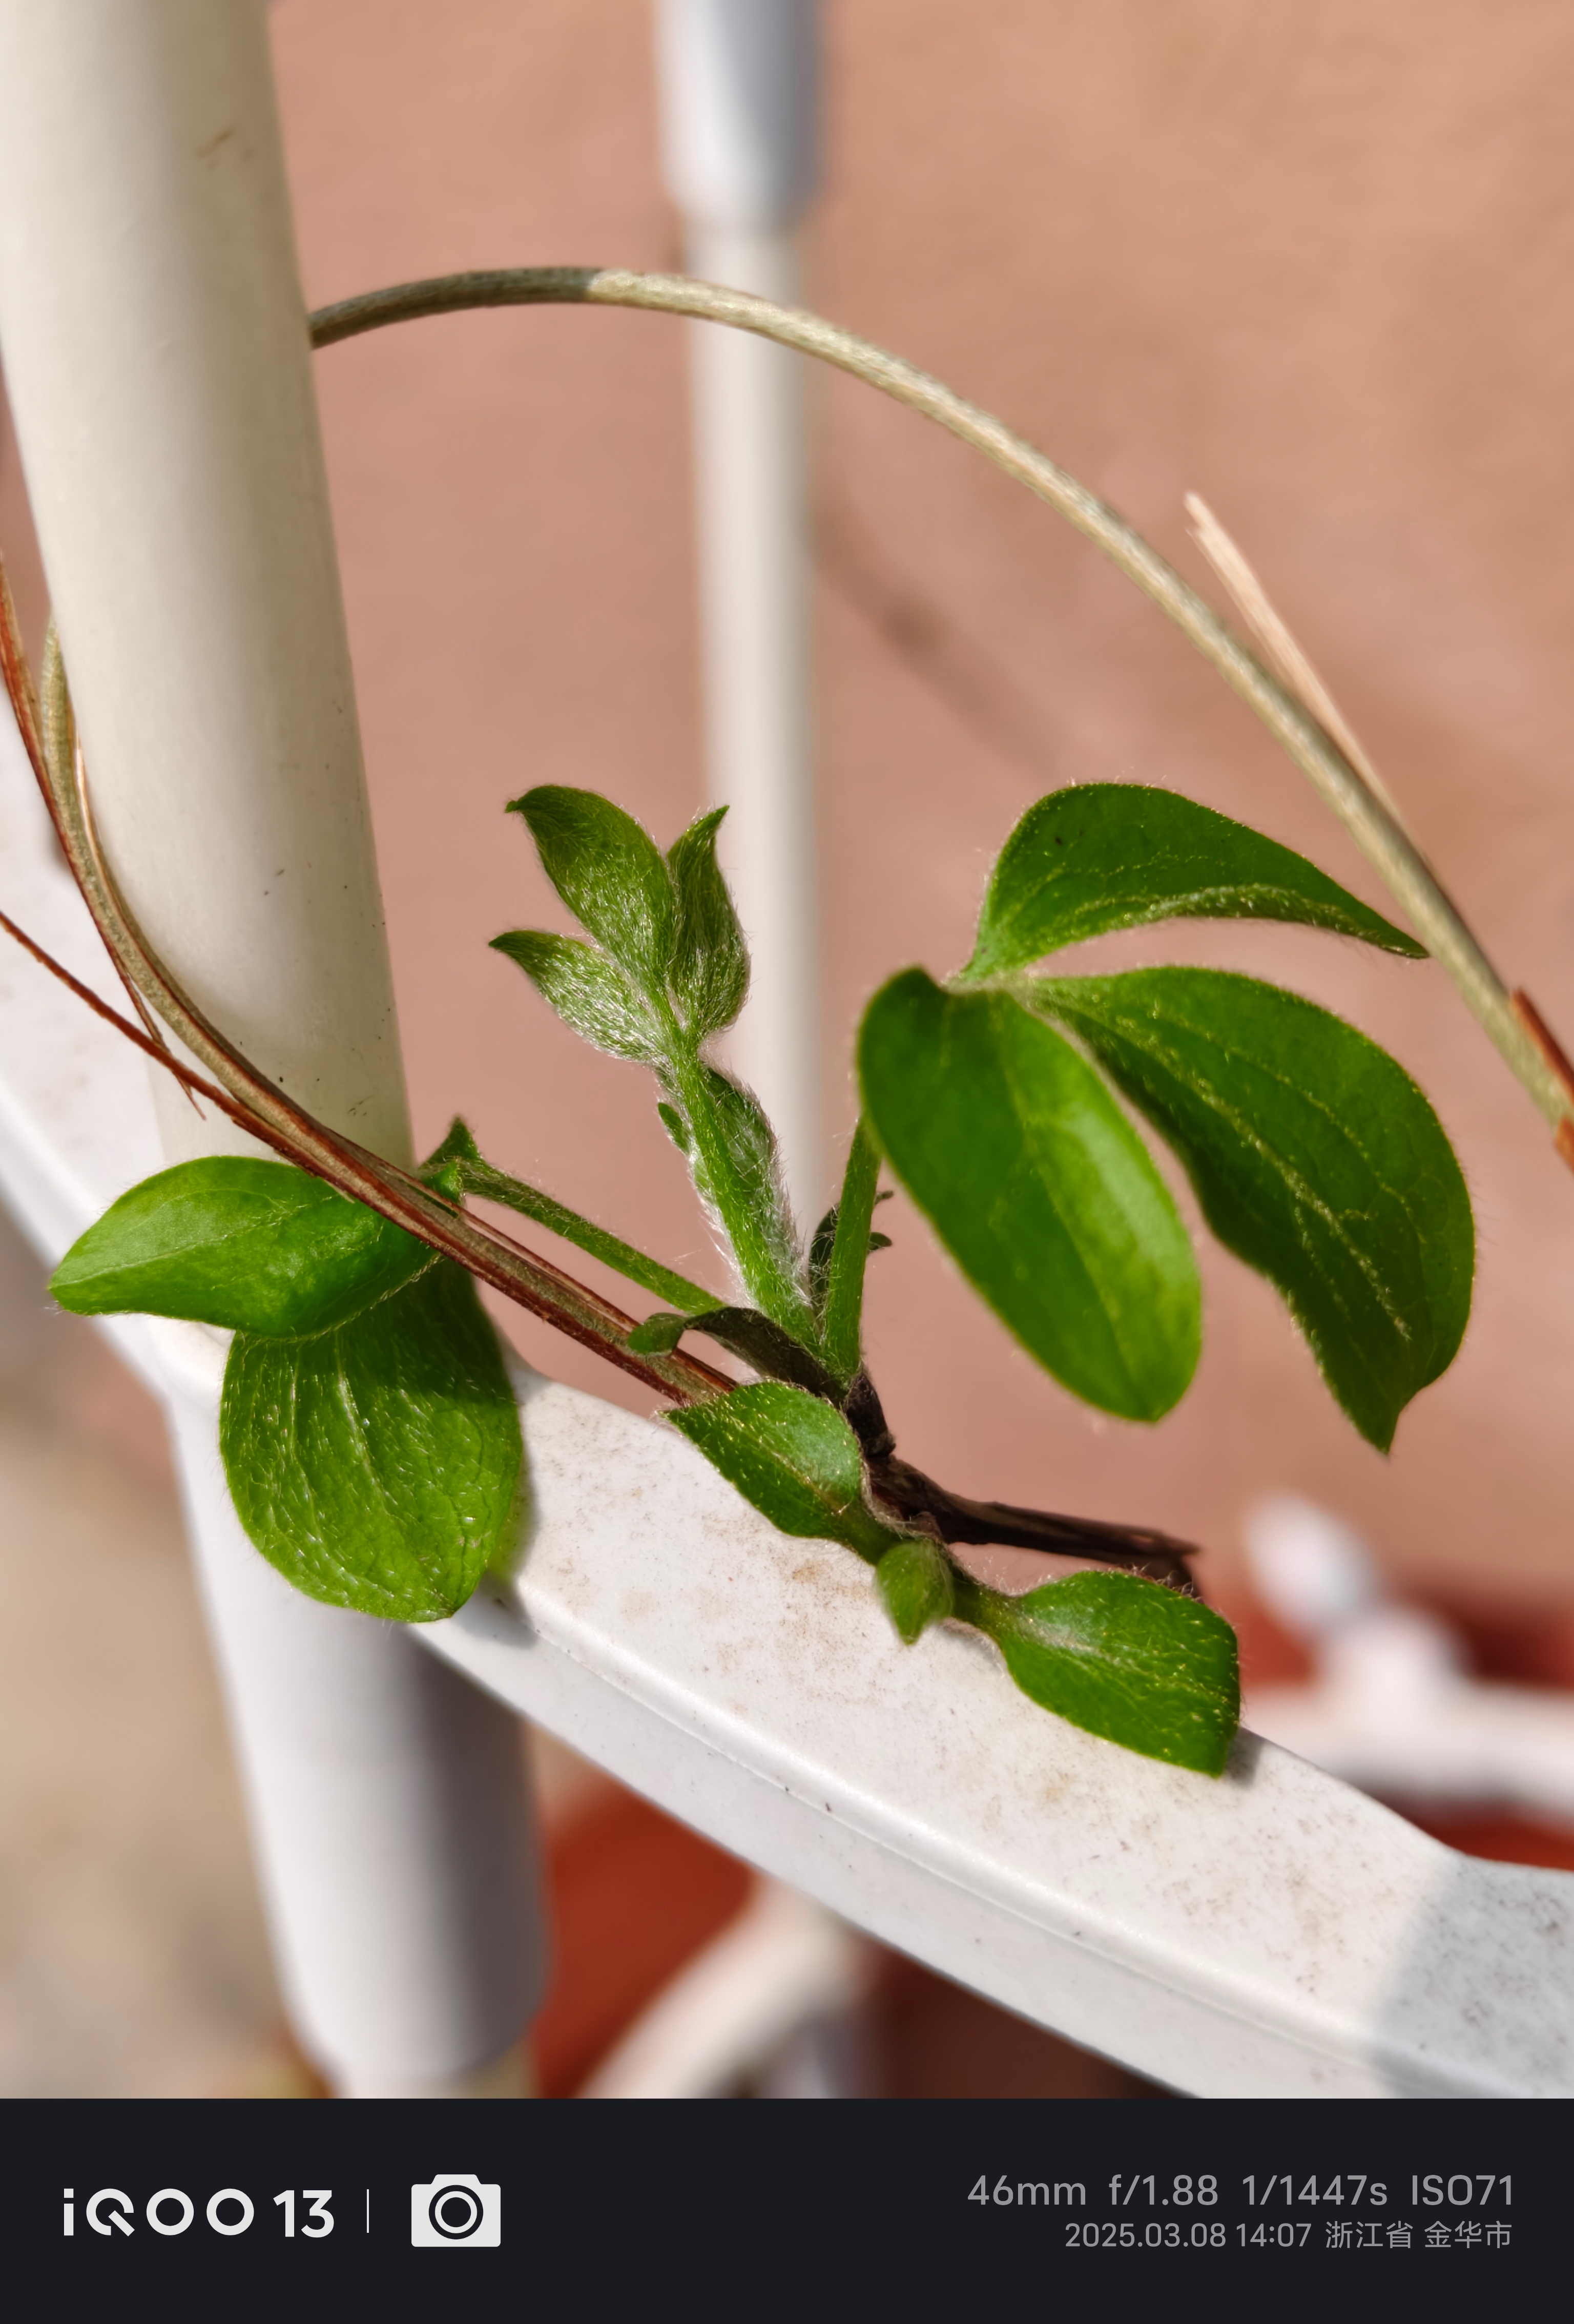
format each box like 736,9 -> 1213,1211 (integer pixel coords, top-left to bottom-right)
15,1 -> 1574,1609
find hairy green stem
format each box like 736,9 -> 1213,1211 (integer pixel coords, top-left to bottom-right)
450,1150 -> 719,1314
310,266 -> 1568,1134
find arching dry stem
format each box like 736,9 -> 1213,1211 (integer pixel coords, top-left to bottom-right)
310,265 -> 1573,1145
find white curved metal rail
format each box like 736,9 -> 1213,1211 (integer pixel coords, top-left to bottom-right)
2,719 -> 1570,2101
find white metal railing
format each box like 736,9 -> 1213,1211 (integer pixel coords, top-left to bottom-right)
1245,1497 -> 1574,1826
0,0 -> 542,2098
657,0 -> 823,1220
2,0 -> 1572,2102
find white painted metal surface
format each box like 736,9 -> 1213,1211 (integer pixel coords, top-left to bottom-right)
581,1880 -> 868,2099
1245,1496 -> 1574,1826
657,0 -> 822,1223
3,710 -> 1571,2099
430,1390 -> 1574,2099
657,0 -> 817,231
0,0 -> 543,2096
0,0 -> 405,1172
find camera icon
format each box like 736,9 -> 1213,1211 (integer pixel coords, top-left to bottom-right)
409,2175 -> 502,2248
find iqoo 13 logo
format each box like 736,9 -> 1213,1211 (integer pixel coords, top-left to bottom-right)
63,2188 -> 333,2238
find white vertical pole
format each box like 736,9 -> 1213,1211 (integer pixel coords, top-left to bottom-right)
656,0 -> 823,1226
0,0 -> 545,2095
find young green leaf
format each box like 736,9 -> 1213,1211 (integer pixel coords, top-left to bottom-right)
955,1569 -> 1239,1775
809,1194 -> 891,1315
962,784 -> 1425,980
1032,969 -> 1474,1450
50,1156 -> 434,1337
489,930 -> 662,1062
625,1309 -> 690,1353
667,806 -> 748,1042
499,788 -> 809,1335
859,970 -> 1200,1421
508,785 -> 676,994
877,1534 -> 955,1643
629,1304 -> 841,1398
220,1259 -> 523,1622
819,1117 -> 883,1384
669,1381 -> 902,1561
426,1116 -> 718,1314
671,1059 -> 814,1339
807,1207 -> 838,1305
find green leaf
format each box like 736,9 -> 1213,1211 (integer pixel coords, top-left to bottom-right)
420,1116 -> 487,1182
667,806 -> 748,1042
1033,968 -> 1473,1449
626,1309 -> 690,1353
807,1207 -> 838,1304
962,784 -> 1425,980
669,1382 -> 901,1561
428,1116 -> 718,1314
858,970 -> 1200,1421
490,929 -> 662,1062
876,1534 -> 955,1643
508,785 -> 675,993
220,1260 -> 523,1622
672,1060 -> 813,1338
819,1117 -> 882,1384
50,1157 -> 433,1337
500,787 -> 808,1338
955,1569 -> 1239,1775
809,1192 -> 892,1315
629,1305 -> 841,1398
